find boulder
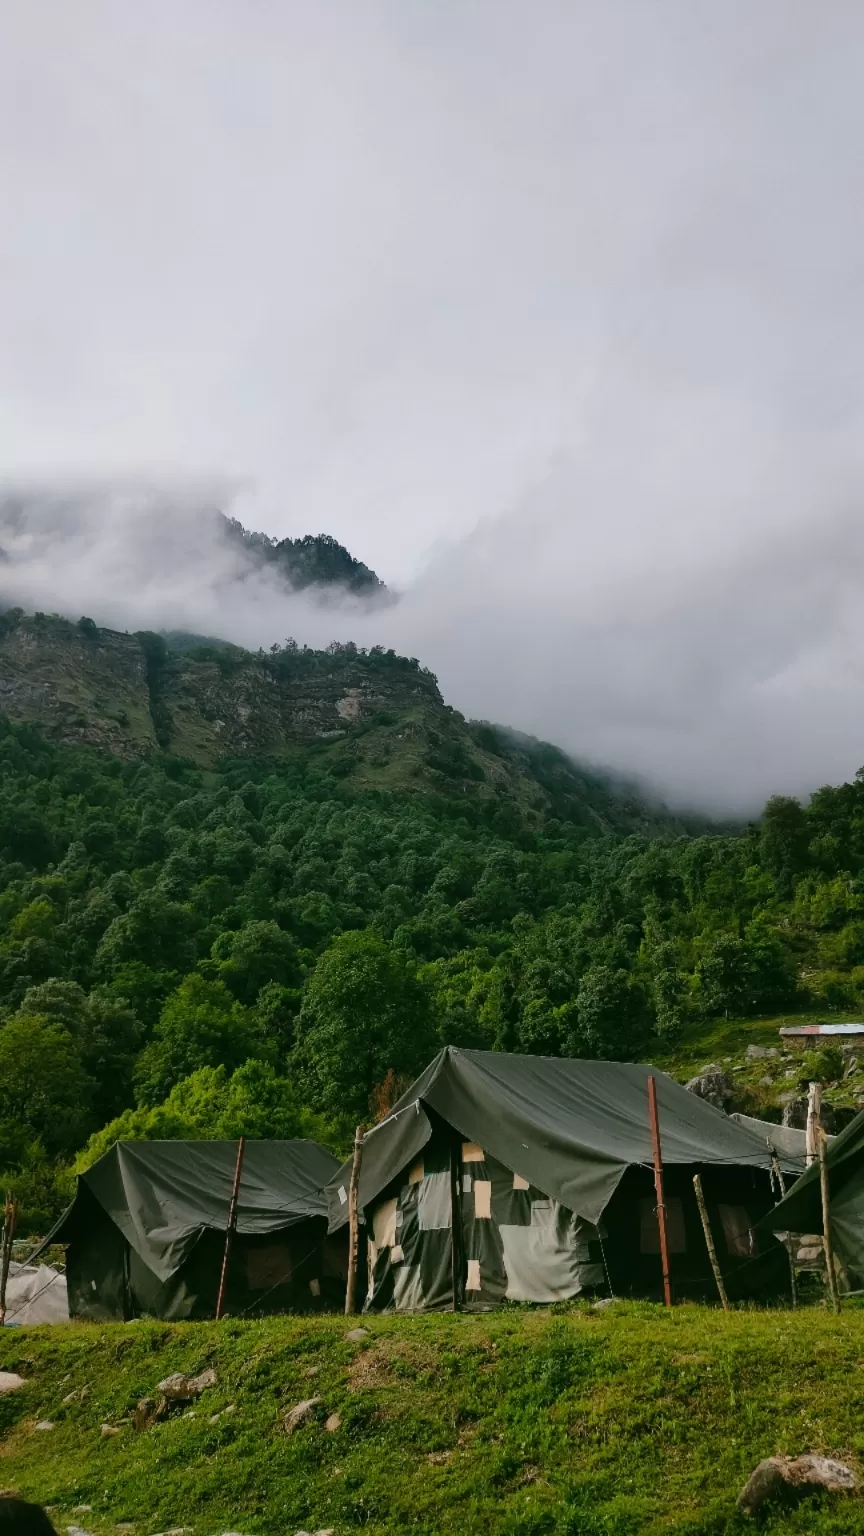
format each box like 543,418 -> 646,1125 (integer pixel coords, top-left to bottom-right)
344,1327 -> 370,1342
685,1064 -> 734,1110
738,1454 -> 858,1515
283,1396 -> 321,1435
0,1373 -> 25,1395
324,1412 -> 342,1433
100,1424 -> 120,1439
34,1421 -> 55,1432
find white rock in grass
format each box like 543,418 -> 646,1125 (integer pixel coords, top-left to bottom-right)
35,1421 -> 55,1431
282,1396 -> 322,1435
0,1373 -> 26,1394
738,1455 -> 858,1515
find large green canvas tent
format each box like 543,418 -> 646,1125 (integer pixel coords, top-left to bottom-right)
327,1048 -> 803,1312
42,1140 -> 346,1321
762,1105 -> 864,1289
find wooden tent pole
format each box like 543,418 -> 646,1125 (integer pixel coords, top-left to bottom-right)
344,1125 -> 365,1316
449,1138 -> 462,1313
818,1128 -> 842,1315
806,1081 -> 821,1167
647,1076 -> 672,1308
771,1154 -> 797,1309
692,1174 -> 729,1310
215,1137 -> 246,1320
0,1191 -> 17,1326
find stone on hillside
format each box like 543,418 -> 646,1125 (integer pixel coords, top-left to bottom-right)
344,1327 -> 369,1341
738,1454 -> 858,1515
324,1412 -> 342,1432
35,1421 -> 55,1431
685,1065 -> 734,1110
283,1396 -> 322,1435
100,1424 -> 121,1438
133,1396 -> 163,1431
0,1372 -> 26,1394
155,1368 -> 215,1402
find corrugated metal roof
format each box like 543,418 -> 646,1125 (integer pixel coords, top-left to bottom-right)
779,1023 -> 864,1037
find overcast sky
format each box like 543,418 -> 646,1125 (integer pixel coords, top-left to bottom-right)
3,2 -> 864,809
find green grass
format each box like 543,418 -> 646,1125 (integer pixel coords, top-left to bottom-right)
2,1305 -> 864,1535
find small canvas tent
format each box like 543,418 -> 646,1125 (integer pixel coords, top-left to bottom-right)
762,1105 -> 864,1290
41,1139 -> 346,1321
328,1048 -> 802,1311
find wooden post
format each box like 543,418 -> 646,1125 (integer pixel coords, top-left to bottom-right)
0,1192 -> 18,1327
647,1076 -> 672,1307
818,1128 -> 841,1315
806,1081 -> 821,1167
344,1125 -> 365,1316
692,1174 -> 729,1310
771,1154 -> 797,1309
449,1139 -> 462,1313
215,1137 -> 246,1320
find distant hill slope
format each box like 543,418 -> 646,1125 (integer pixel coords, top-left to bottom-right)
0,608 -> 677,836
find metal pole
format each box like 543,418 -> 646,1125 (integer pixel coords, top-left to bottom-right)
215,1137 -> 246,1320
818,1128 -> 841,1315
692,1174 -> 729,1310
0,1192 -> 17,1326
771,1154 -> 797,1309
806,1081 -> 821,1167
449,1139 -> 462,1313
647,1076 -> 672,1307
344,1125 -> 365,1316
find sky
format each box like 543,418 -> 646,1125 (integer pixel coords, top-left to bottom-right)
3,2 -> 864,810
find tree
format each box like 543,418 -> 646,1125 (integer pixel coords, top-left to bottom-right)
760,796 -> 810,896
0,1015 -> 94,1163
79,1060 -> 342,1167
291,930 -> 436,1116
134,974 -> 272,1106
13,979 -> 142,1123
571,965 -> 646,1059
210,919 -> 299,1005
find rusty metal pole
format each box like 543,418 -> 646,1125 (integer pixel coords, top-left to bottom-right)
344,1125 -> 365,1316
647,1077 -> 672,1308
215,1137 -> 246,1320
818,1128 -> 842,1315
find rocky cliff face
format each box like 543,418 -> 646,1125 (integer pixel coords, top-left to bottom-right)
0,610 -> 674,835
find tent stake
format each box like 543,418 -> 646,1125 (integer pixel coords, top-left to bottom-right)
806,1081 -> 821,1166
0,1191 -> 18,1326
647,1076 -> 672,1307
818,1127 -> 841,1315
771,1154 -> 797,1309
216,1137 -> 246,1320
449,1139 -> 462,1313
344,1125 -> 365,1316
692,1174 -> 729,1310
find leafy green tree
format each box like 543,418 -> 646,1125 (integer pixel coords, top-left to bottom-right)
760,795 -> 810,896
79,1060 -> 343,1167
210,919 -> 299,1004
571,964 -> 646,1059
13,979 -> 142,1123
0,1014 -> 94,1162
134,974 -> 272,1106
292,930 -> 436,1116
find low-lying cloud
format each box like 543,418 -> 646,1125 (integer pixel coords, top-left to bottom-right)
5,4 -> 864,810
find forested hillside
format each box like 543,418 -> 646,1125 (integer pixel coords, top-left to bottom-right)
2,612 -> 864,1230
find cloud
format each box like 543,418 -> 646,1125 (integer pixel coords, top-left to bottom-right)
3,4 -> 864,809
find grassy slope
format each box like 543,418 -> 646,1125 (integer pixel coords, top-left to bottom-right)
2,1306 -> 864,1536
654,1011 -> 864,1117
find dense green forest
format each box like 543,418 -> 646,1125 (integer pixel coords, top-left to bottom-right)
2,693 -> 864,1230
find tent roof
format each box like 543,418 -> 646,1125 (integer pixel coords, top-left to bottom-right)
762,1105 -> 864,1237
42,1139 -> 339,1282
327,1047 -> 802,1230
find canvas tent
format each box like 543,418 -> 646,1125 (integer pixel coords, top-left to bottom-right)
327,1047 -> 803,1312
762,1105 -> 864,1289
39,1139 -> 346,1321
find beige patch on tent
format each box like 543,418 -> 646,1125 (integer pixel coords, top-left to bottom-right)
391,1244 -> 404,1263
512,1173 -> 530,1191
474,1181 -> 492,1218
373,1197 -> 398,1249
466,1259 -> 482,1290
462,1143 -> 484,1163
408,1160 -> 424,1185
